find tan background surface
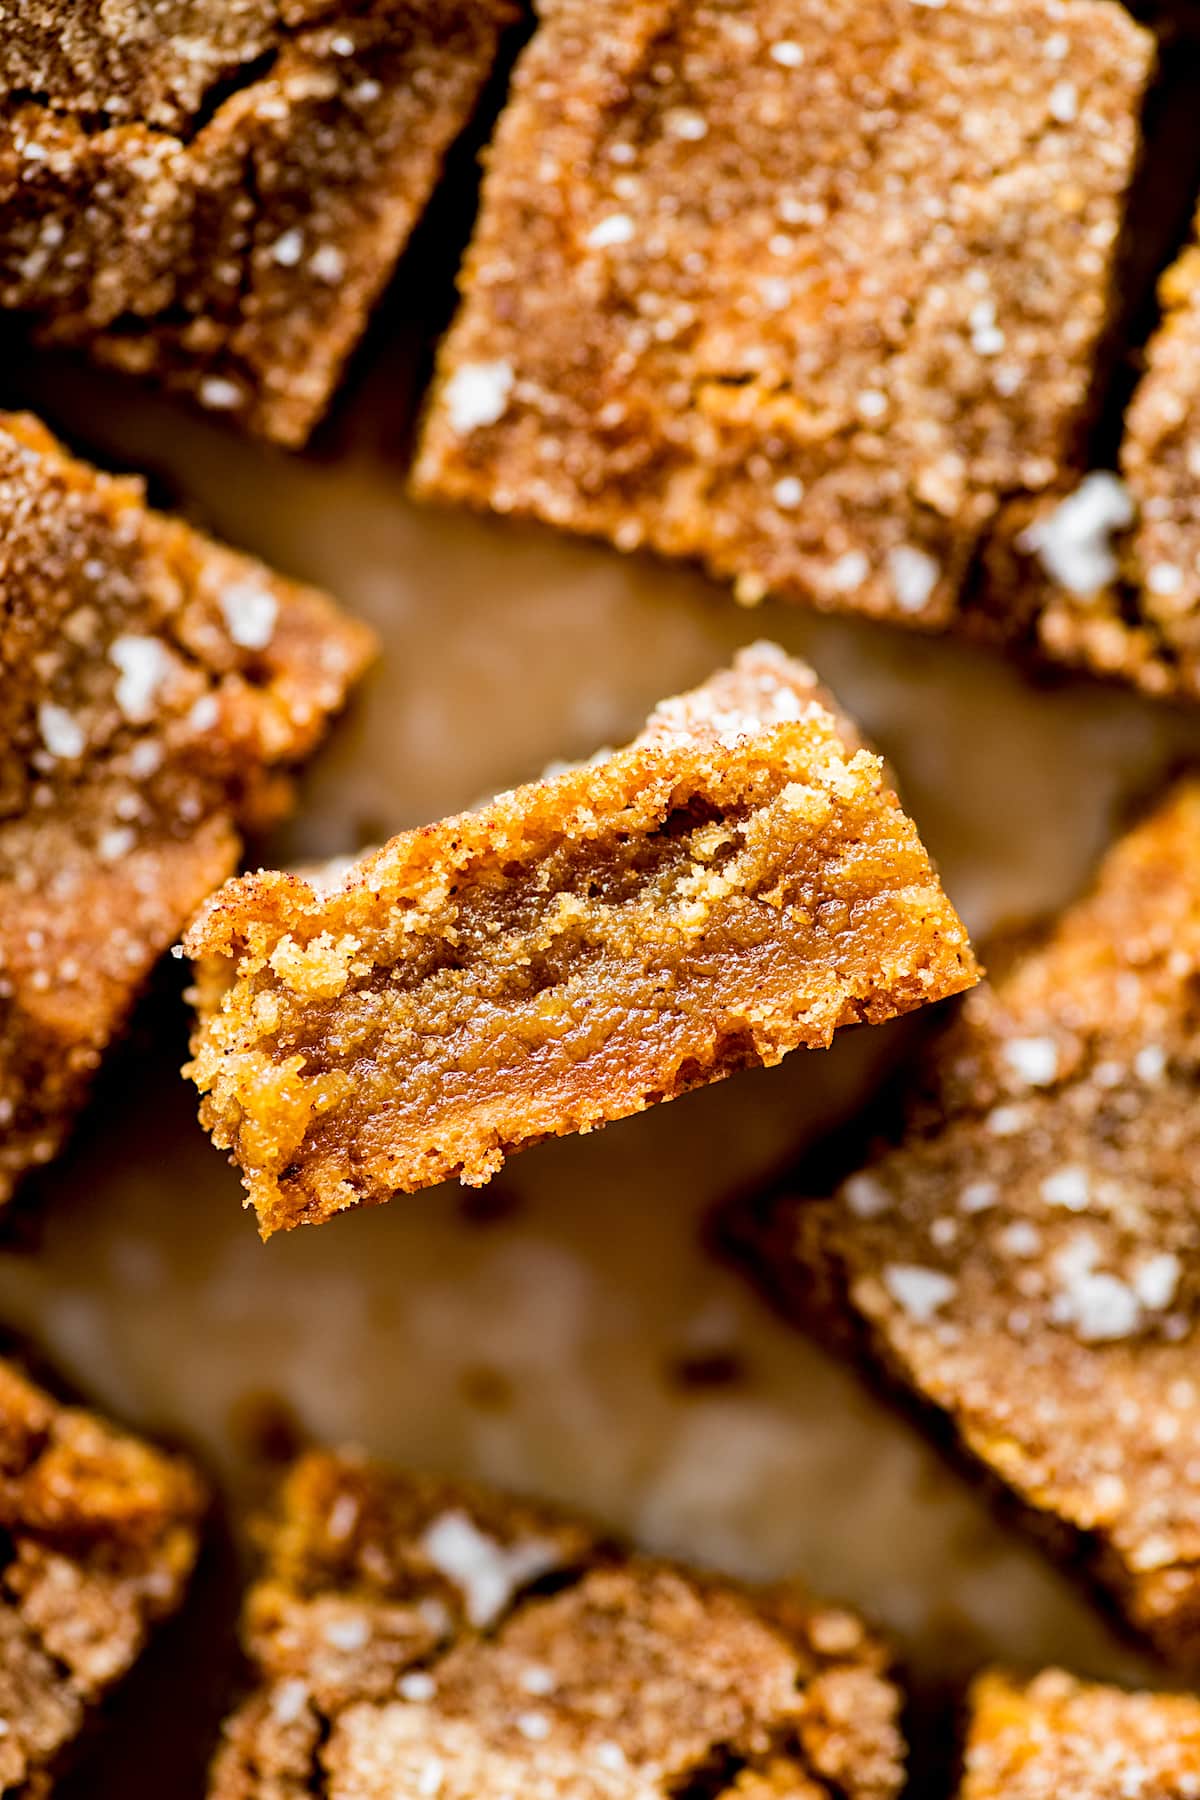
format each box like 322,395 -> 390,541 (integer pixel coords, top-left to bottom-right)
5,130 -> 1200,1792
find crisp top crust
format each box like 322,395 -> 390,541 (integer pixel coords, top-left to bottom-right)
184,644 -> 976,1233
0,2 -> 515,443
0,1356 -> 204,1794
415,0 -> 1152,625
207,1451 -> 905,1799
963,1671 -> 1200,1800
743,782 -> 1200,1659
0,411 -> 374,1205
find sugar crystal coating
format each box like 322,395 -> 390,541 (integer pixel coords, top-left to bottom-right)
0,411 -> 375,1205
731,782 -> 1200,1661
207,1451 -> 904,1799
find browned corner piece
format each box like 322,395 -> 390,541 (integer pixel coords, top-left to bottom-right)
0,1356 -> 205,1795
0,1 -> 516,445
415,0 -> 1152,628
729,781 -> 1200,1661
184,643 -> 977,1236
207,1449 -> 905,1799
0,411 -> 375,1207
960,1670 -> 1200,1800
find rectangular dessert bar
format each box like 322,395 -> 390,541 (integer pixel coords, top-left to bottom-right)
960,1670 -> 1200,1800
207,1450 -> 905,1799
0,1355 -> 204,1794
0,411 -> 375,1208
0,0 -> 516,445
415,0 -> 1152,627
995,212 -> 1200,702
728,781 -> 1200,1660
184,643 -> 977,1236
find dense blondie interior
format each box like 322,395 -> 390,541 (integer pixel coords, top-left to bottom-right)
0,411 -> 374,1206
416,0 -> 1152,627
208,1450 -> 904,1799
0,1355 -> 204,1795
730,782 -> 1200,1660
0,1 -> 515,444
960,1670 -> 1200,1800
185,644 -> 976,1236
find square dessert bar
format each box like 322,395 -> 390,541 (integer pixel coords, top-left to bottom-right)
208,1450 -> 905,1799
0,1355 -> 204,1794
0,411 -> 374,1207
729,782 -> 1200,1660
0,1 -> 515,445
184,643 -> 977,1236
960,1670 -> 1200,1800
415,0 -> 1153,626
1002,215 -> 1200,702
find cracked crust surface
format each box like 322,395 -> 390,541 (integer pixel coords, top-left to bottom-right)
961,1670 -> 1200,1800
414,0 -> 1152,626
0,1356 -> 205,1797
183,643 -> 977,1236
0,1 -> 515,445
730,782 -> 1200,1662
207,1450 -> 905,1800
0,411 -> 375,1207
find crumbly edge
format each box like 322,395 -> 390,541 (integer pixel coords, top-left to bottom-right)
182,649 -> 976,1230
206,1451 -> 905,1800
0,1356 -> 206,1794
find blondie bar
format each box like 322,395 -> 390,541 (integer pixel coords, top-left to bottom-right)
0,411 -> 374,1206
1,1 -> 515,444
0,1355 -> 204,1795
961,1670 -> 1200,1800
185,643 -> 977,1236
415,0 -> 1152,626
729,782 -> 1200,1659
208,1450 -> 904,1799
1005,214 -> 1200,701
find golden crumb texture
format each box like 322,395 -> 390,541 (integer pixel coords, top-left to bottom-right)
0,410 -> 375,1207
0,1356 -> 205,1796
207,1449 -> 904,1800
0,0 -> 516,444
184,642 -> 977,1236
961,1670 -> 1200,1800
732,781 -> 1200,1662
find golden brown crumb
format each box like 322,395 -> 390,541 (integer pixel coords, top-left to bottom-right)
0,411 -> 375,1207
184,643 -> 977,1236
0,1356 -> 205,1794
0,1 -> 515,445
962,1670 -> 1200,1800
414,0 -> 1152,625
731,782 -> 1200,1662
207,1450 -> 905,1799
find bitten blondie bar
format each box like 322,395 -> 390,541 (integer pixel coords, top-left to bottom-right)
0,1355 -> 204,1795
961,1670 -> 1200,1800
1003,213 -> 1200,701
730,782 -> 1200,1660
208,1450 -> 905,1800
185,643 -> 977,1236
0,412 -> 374,1206
415,0 -> 1152,626
0,1 -> 515,445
